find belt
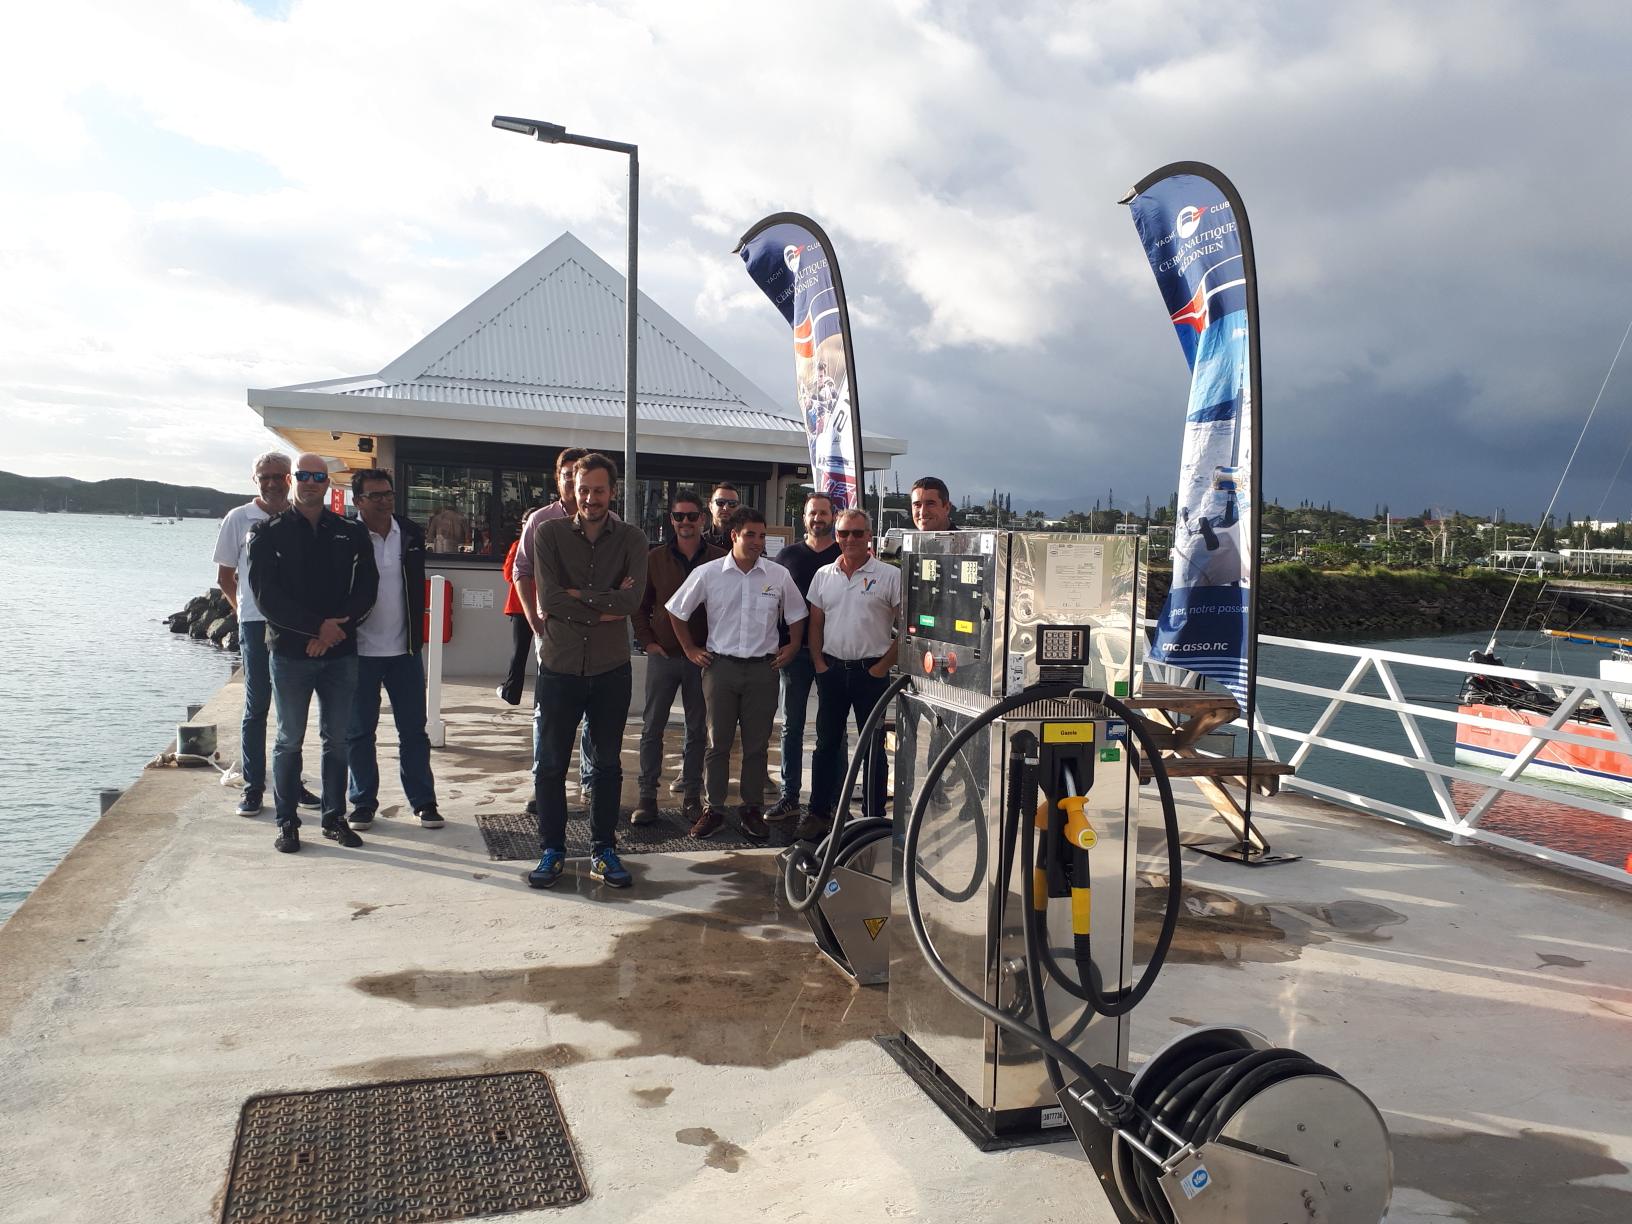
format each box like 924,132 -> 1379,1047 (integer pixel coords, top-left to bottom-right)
717,652 -> 775,664
823,654 -> 884,671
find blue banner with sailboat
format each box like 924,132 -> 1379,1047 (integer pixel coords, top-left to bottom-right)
734,214 -> 863,510
1124,165 -> 1259,704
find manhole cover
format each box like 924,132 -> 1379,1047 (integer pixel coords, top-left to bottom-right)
476,808 -> 797,861
221,1072 -> 587,1222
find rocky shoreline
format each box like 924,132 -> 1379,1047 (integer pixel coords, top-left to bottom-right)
1147,567 -> 1629,640
167,589 -> 238,652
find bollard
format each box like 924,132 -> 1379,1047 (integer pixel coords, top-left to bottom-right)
99,788 -> 123,815
176,723 -> 218,764
186,703 -> 204,721
426,575 -> 449,748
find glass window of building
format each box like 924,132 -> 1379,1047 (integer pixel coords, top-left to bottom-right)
405,464 -> 493,556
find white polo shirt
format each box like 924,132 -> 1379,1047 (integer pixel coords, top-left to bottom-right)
213,500 -> 272,623
356,518 -> 408,657
807,556 -> 901,660
666,554 -> 808,657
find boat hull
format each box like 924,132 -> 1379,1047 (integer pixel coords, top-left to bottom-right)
1456,703 -> 1632,792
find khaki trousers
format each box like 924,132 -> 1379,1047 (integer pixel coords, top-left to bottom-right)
702,654 -> 780,811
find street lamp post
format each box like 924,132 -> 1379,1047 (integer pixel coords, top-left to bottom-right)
493,115 -> 639,524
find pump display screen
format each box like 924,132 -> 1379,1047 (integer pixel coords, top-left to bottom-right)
905,551 -> 991,646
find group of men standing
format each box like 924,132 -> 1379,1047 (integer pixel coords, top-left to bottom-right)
214,452 -> 441,854
215,443 -> 960,892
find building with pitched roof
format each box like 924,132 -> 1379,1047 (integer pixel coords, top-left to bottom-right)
247,232 -> 906,674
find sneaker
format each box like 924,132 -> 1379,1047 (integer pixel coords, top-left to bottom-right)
630,798 -> 659,827
495,683 -> 519,707
274,827 -> 300,854
739,806 -> 769,842
682,795 -> 704,825
580,788 -> 596,812
668,778 -> 684,795
525,797 -> 538,817
766,795 -> 801,821
795,811 -> 833,843
526,849 -> 565,889
236,789 -> 263,818
322,822 -> 364,848
590,846 -> 632,888
689,807 -> 726,838
298,785 -> 322,809
348,807 -> 376,829
417,805 -> 445,829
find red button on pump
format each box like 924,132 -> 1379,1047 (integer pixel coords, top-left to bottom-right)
944,650 -> 958,675
923,649 -> 936,675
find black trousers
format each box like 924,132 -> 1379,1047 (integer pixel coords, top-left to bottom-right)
500,612 -> 532,704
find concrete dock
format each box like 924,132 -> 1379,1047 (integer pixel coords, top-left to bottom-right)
2,674 -> 1630,1222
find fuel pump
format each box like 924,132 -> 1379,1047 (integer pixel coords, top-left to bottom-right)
879,531 -> 1392,1223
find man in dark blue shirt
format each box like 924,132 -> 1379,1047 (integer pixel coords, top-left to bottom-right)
767,492 -> 840,823
249,453 -> 379,854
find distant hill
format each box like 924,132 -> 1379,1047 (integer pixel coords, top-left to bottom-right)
0,471 -> 244,518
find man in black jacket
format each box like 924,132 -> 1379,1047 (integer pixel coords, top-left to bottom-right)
343,468 -> 443,832
249,453 -> 379,853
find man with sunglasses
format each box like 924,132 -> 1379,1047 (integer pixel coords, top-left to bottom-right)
766,492 -> 839,823
249,453 -> 379,853
701,482 -> 741,551
342,469 -> 442,834
802,508 -> 900,841
213,450 -> 322,818
631,489 -> 725,827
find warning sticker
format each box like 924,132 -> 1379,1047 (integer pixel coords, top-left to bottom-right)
863,917 -> 888,941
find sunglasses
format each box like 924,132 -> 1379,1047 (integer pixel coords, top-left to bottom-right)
670,510 -> 701,521
713,498 -> 739,508
836,528 -> 868,538
294,471 -> 329,483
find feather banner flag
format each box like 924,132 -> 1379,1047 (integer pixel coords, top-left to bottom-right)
1122,163 -> 1262,708
734,214 -> 864,510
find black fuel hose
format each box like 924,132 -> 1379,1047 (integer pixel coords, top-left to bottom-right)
1028,707 -> 1183,1019
784,671 -> 915,912
903,684 -> 1153,1124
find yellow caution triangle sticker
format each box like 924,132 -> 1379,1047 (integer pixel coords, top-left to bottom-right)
863,916 -> 888,941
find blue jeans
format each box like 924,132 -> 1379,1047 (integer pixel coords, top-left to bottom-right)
532,690 -> 595,790
238,621 -> 271,793
809,659 -> 889,819
535,662 -> 630,853
777,650 -> 817,802
347,652 -> 437,814
269,652 -> 359,828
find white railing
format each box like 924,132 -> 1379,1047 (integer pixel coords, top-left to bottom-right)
1238,634 -> 1632,886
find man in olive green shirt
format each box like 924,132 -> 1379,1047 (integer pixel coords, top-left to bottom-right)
526,453 -> 648,891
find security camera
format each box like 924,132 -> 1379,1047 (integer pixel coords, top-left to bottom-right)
331,431 -> 342,441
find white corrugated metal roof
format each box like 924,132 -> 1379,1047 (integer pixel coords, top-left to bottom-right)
248,231 -> 907,464
335,379 -> 802,433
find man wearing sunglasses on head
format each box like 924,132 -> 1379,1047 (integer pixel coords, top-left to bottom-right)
701,482 -> 741,552
630,489 -> 725,827
249,454 -> 379,854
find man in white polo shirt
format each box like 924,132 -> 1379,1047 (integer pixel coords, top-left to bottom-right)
801,508 -> 901,842
666,505 -> 808,842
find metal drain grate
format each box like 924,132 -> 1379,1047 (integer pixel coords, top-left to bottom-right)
475,808 -> 798,861
221,1072 -> 587,1222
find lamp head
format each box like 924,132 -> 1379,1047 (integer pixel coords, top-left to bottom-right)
492,115 -> 567,142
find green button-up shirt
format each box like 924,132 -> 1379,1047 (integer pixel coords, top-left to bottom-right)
533,513 -> 649,676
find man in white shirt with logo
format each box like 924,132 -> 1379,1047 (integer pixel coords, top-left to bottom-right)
212,450 -> 319,818
344,468 -> 442,831
666,506 -> 808,842
801,508 -> 901,842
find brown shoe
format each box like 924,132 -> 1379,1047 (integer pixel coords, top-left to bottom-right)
689,807 -> 726,838
739,806 -> 769,842
630,797 -> 659,827
682,795 -> 704,824
795,811 -> 832,843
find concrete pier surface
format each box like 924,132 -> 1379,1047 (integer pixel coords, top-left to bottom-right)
2,674 -> 1631,1223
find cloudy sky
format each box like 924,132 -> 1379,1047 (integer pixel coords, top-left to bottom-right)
3,0 -> 1631,521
